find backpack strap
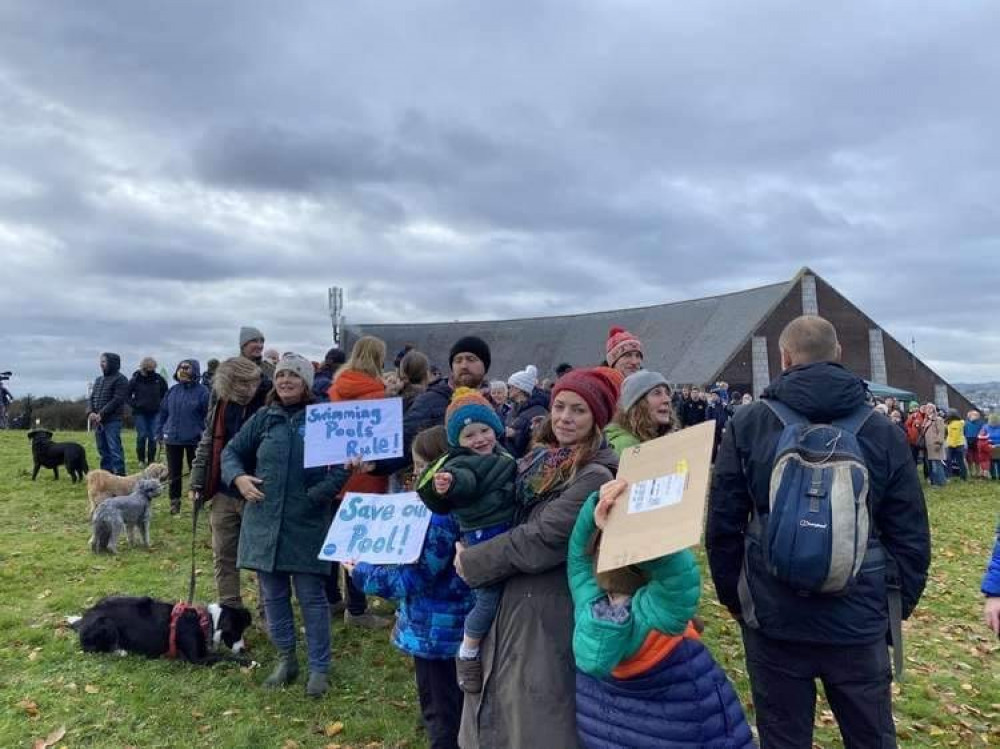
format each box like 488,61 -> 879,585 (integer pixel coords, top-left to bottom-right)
832,405 -> 876,436
761,398 -> 809,427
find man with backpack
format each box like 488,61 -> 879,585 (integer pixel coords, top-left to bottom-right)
705,315 -> 931,749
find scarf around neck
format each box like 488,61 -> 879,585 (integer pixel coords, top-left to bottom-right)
516,444 -> 579,510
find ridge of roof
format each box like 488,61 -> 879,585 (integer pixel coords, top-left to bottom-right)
348,277 -> 795,329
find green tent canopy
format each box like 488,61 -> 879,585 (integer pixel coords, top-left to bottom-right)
864,381 -> 917,403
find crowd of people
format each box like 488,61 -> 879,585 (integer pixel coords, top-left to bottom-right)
78,318 -> 999,749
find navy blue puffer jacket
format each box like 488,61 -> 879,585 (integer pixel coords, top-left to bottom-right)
155,360 -> 210,446
576,638 -> 755,749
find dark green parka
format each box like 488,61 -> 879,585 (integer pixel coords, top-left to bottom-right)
417,446 -> 516,532
221,402 -> 350,576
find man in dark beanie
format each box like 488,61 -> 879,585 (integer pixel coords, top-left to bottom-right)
377,335 -> 492,475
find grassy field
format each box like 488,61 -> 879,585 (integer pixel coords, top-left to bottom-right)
0,430 -> 997,748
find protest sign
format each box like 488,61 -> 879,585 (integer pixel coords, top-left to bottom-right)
304,397 -> 403,468
318,492 -> 432,565
596,421 -> 715,573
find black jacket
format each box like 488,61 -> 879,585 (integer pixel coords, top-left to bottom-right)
705,361 -> 931,645
506,388 -> 550,459
128,370 -> 169,414
681,398 -> 707,427
89,353 -> 130,422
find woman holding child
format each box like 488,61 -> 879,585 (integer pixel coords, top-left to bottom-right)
455,368 -> 620,749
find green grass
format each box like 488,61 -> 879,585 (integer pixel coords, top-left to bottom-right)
0,430 -> 997,747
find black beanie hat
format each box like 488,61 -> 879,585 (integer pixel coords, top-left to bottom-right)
449,336 -> 491,373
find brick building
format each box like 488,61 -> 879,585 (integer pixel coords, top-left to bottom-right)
344,268 -> 973,412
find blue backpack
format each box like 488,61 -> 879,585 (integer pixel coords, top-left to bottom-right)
760,399 -> 875,594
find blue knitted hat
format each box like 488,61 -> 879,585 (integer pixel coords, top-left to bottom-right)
445,387 -> 504,446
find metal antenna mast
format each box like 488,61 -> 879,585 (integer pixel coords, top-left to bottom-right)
328,287 -> 344,346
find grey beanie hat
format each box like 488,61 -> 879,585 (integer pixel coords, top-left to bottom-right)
274,353 -> 314,389
239,326 -> 265,348
619,370 -> 670,412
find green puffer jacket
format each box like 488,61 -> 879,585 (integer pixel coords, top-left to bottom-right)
417,446 -> 516,532
603,423 -> 640,456
568,493 -> 701,678
221,402 -> 350,576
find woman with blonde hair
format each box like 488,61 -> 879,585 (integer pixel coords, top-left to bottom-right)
324,335 -> 392,629
604,371 -> 678,456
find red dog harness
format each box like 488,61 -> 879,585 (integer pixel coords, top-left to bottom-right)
166,602 -> 213,659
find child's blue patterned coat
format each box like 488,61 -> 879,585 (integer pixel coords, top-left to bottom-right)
352,512 -> 473,658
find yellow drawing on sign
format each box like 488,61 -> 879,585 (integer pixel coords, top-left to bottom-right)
675,458 -> 689,475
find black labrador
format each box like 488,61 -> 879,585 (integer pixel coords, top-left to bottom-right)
28,428 -> 89,482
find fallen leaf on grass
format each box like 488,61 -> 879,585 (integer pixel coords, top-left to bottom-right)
191,710 -> 204,719
18,699 -> 41,718
282,741 -> 300,749
221,709 -> 239,717
36,589 -> 52,600
84,684 -> 99,694
32,724 -> 66,749
325,721 -> 345,736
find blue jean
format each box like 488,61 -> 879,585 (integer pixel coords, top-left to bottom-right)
95,419 -> 126,475
133,411 -> 158,464
928,459 -> 947,486
946,446 -> 968,480
257,570 -> 331,673
992,460 -> 1000,480
462,523 -> 510,640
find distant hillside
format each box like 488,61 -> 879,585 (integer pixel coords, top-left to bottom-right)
954,383 -> 1000,411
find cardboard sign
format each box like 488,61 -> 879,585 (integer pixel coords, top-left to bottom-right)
317,492 -> 432,564
304,397 -> 403,468
596,422 -> 715,573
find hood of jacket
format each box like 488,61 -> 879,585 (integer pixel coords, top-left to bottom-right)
520,387 -> 550,413
761,361 -> 868,422
173,358 -> 202,384
329,369 -> 385,402
101,352 -> 122,376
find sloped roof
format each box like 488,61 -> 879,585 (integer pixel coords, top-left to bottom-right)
343,279 -> 794,383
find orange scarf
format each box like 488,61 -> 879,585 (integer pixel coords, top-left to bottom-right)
611,621 -> 701,680
328,370 -> 389,496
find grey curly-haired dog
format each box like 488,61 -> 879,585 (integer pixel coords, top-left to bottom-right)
90,479 -> 162,554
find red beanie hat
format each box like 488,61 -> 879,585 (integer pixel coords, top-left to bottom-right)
606,326 -> 643,368
550,367 -> 620,430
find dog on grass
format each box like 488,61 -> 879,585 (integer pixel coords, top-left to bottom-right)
90,479 -> 162,554
68,595 -> 252,665
87,462 -> 169,517
28,428 -> 89,482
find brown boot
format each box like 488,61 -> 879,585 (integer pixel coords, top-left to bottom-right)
456,657 -> 482,694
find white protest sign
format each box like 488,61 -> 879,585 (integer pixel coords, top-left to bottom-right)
317,492 -> 432,565
627,471 -> 687,515
304,397 -> 403,468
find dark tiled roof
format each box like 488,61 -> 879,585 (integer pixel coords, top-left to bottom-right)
344,279 -> 793,383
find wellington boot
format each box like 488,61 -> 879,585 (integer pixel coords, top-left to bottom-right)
263,652 -> 299,688
305,671 -> 329,698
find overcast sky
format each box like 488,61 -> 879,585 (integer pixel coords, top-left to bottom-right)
1,1 -> 998,398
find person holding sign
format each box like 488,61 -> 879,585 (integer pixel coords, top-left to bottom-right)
324,335 -> 393,629
416,388 -> 517,694
604,370 -> 678,456
569,481 -> 754,749
455,368 -> 620,749
222,354 -> 357,698
348,425 -> 473,749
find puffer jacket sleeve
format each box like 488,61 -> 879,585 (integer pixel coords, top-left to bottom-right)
982,527 -> 1000,597
631,549 -> 700,636
460,462 -> 612,588
221,409 -> 265,487
353,513 -> 456,599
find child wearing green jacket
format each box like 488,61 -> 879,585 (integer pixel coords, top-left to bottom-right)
417,387 -> 516,694
569,480 -> 754,748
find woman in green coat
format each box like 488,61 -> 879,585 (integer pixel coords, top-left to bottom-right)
222,354 -> 353,698
603,370 -> 678,455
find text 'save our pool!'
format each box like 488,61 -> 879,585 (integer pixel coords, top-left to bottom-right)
318,492 -> 432,565
304,397 -> 403,468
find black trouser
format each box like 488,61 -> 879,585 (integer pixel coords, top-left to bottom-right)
325,564 -> 367,615
741,626 -> 896,749
414,656 -> 462,749
165,444 -> 196,504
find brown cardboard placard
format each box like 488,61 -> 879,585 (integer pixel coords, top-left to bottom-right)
596,421 -> 715,573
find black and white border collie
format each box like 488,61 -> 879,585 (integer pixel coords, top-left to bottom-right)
68,596 -> 252,664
